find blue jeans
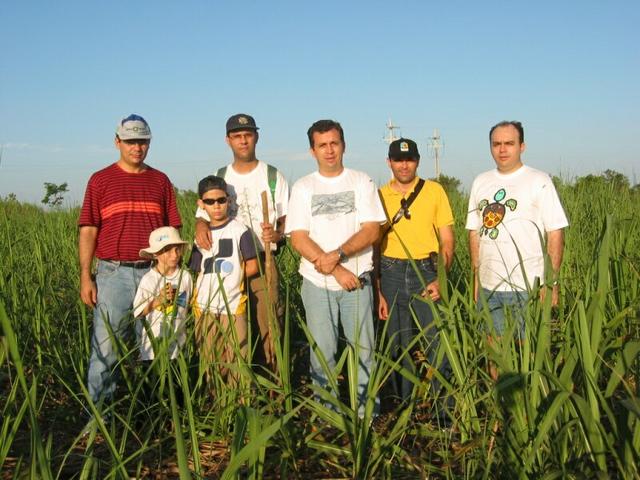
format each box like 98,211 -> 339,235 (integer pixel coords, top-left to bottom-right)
301,277 -> 377,414
380,256 -> 443,402
478,288 -> 528,339
87,260 -> 148,403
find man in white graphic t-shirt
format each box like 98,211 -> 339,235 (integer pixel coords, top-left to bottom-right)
466,120 -> 568,341
286,119 -> 386,415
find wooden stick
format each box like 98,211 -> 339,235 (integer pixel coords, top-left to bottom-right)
260,191 -> 277,373
260,191 -> 272,286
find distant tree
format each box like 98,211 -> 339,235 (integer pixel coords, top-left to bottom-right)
41,182 -> 68,208
433,174 -> 462,196
2,193 -> 17,202
574,170 -> 630,192
602,169 -> 630,190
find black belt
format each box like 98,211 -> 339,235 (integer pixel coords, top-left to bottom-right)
381,252 -> 438,269
103,260 -> 151,269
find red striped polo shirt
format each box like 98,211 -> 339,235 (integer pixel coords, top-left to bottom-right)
78,163 -> 182,261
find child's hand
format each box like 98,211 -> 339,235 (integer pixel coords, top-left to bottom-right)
151,284 -> 176,311
164,283 -> 176,303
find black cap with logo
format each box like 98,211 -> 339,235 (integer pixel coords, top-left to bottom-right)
226,114 -> 259,134
388,138 -> 420,160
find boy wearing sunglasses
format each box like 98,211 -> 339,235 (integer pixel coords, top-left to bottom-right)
189,176 -> 259,388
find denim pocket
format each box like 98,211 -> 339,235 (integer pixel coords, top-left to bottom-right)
379,256 -> 396,273
97,260 -> 119,279
417,257 -> 437,274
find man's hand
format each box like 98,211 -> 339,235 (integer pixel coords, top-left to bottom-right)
195,220 -> 212,250
80,275 -> 97,308
260,222 -> 280,244
78,226 -> 98,308
378,292 -> 389,320
314,250 -> 340,275
421,279 -> 441,302
332,265 -> 360,291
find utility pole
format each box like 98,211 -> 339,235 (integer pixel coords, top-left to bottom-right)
383,118 -> 401,144
427,128 -> 444,178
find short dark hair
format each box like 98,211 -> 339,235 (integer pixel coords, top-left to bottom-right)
489,121 -> 524,144
307,120 -> 345,148
198,175 -> 227,198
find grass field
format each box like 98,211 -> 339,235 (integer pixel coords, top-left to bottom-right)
1,173 -> 639,478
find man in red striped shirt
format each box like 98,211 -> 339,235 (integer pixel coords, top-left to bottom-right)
78,114 -> 181,405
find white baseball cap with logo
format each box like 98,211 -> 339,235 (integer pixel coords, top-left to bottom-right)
116,114 -> 152,140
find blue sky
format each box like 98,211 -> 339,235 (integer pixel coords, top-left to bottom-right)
1,1 -> 638,205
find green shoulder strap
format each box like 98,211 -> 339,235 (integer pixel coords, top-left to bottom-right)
216,166 -> 227,178
267,163 -> 277,204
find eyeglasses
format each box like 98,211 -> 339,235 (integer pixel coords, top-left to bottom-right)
390,199 -> 411,224
121,139 -> 150,146
201,197 -> 228,205
399,198 -> 411,219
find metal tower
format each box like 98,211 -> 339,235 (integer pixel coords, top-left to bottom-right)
383,118 -> 401,144
427,128 -> 444,178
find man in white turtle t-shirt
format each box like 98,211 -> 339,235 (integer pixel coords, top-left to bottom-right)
466,120 -> 568,341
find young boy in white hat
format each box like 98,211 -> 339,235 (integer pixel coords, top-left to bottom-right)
133,226 -> 193,361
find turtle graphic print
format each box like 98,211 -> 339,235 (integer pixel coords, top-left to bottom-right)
478,188 -> 517,239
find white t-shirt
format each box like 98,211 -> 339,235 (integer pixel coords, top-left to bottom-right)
286,168 -> 386,290
465,165 -> 569,291
133,268 -> 193,361
189,219 -> 257,315
196,161 -> 289,251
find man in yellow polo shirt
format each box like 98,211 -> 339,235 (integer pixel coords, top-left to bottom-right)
377,138 -> 455,405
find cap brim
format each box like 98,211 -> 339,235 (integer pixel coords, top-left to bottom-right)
227,127 -> 259,134
118,134 -> 152,140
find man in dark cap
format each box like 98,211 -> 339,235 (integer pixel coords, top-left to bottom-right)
194,114 -> 289,371
376,137 -> 455,406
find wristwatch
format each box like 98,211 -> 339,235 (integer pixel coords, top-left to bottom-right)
337,246 -> 348,263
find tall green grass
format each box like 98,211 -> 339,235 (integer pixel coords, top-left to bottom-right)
0,178 -> 638,478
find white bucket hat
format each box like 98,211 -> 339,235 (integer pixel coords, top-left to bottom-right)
139,227 -> 187,258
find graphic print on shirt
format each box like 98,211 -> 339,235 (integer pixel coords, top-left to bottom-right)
311,191 -> 355,218
161,289 -> 188,315
229,184 -> 270,229
203,238 -> 236,275
478,188 -> 518,239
